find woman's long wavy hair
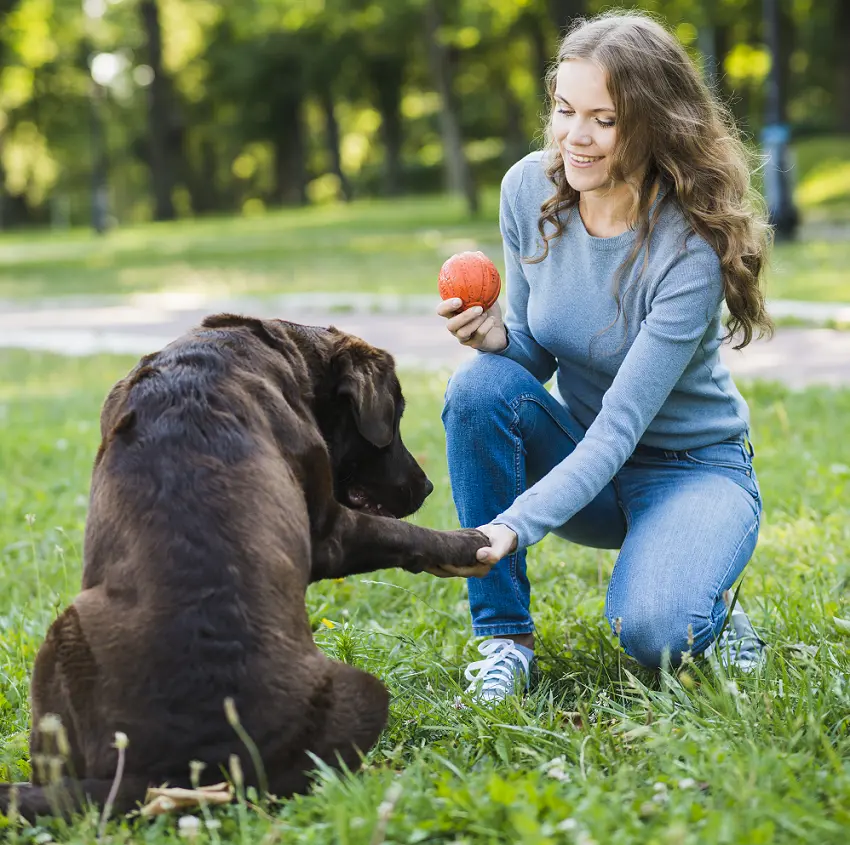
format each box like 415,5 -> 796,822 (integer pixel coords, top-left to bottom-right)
530,11 -> 773,349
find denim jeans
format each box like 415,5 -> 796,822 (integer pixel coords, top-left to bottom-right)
442,354 -> 762,669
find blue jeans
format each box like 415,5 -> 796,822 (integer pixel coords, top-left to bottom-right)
442,354 -> 762,669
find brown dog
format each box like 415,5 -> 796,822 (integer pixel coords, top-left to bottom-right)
0,314 -> 489,821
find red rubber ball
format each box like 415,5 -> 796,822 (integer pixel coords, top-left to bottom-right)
438,251 -> 502,311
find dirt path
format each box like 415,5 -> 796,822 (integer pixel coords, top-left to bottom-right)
1,295 -> 848,388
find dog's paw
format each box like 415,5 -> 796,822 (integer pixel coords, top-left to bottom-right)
421,528 -> 492,578
423,561 -> 494,579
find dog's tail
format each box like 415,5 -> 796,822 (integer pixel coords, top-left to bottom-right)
0,776 -> 150,823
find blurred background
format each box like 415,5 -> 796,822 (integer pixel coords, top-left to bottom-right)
0,0 -> 847,364
0,0 -> 846,232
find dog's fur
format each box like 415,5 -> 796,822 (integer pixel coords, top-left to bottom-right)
0,314 -> 488,821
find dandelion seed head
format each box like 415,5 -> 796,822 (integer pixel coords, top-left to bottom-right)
223,696 -> 239,726
39,714 -> 62,734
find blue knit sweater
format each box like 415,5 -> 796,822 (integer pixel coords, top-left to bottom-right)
490,151 -> 751,549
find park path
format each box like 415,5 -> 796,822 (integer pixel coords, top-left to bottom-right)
0,293 -> 849,389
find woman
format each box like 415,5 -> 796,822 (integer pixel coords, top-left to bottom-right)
438,11 -> 771,702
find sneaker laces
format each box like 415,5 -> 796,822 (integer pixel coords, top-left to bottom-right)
707,604 -> 765,672
464,639 -> 530,701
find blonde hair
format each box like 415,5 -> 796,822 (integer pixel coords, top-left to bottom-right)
530,10 -> 773,349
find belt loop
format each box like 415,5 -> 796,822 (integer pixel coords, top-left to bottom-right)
745,436 -> 754,458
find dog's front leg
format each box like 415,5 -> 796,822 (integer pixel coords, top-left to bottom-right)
310,504 -> 489,582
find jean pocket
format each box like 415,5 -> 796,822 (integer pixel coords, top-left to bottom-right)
683,441 -> 750,472
684,441 -> 760,502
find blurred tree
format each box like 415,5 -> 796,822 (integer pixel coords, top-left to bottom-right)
0,0 -> 844,227
139,0 -> 178,220
424,0 -> 478,213
838,0 -> 850,132
0,0 -> 21,228
547,0 -> 585,35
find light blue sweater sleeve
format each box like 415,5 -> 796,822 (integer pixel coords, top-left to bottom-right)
491,165 -> 557,383
492,242 -> 725,550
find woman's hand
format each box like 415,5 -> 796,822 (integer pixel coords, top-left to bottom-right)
474,522 -> 518,565
422,522 -> 518,578
437,298 -> 508,353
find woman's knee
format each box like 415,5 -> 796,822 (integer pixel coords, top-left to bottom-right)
443,354 -> 531,424
608,604 -> 719,669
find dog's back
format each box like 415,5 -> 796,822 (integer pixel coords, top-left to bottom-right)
0,315 -> 486,820
73,329 -> 328,780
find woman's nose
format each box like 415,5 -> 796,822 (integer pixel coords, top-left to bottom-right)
566,124 -> 592,146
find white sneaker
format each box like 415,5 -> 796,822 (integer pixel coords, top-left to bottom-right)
464,639 -> 532,703
705,603 -> 765,672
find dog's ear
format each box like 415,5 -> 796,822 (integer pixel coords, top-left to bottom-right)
201,313 -> 293,356
333,337 -> 397,449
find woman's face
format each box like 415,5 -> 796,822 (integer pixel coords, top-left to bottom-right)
551,59 -> 619,194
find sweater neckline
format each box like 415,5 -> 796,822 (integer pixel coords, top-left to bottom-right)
570,184 -> 667,252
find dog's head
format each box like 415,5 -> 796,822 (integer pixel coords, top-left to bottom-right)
319,329 -> 433,519
199,314 -> 434,519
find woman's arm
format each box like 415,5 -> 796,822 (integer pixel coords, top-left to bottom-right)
492,239 -> 725,550
494,164 -> 558,384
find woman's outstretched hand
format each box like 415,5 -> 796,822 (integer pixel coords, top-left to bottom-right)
437,298 -> 508,353
474,522 -> 518,565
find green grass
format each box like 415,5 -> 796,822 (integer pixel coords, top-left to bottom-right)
0,192 -> 503,301
0,135 -> 848,305
1,350 -> 849,843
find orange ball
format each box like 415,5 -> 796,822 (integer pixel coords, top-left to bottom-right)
438,251 -> 502,311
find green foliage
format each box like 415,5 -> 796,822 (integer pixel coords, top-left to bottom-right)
0,0 -> 847,226
0,351 -> 848,842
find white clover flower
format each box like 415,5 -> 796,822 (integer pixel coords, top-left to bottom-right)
178,815 -> 201,838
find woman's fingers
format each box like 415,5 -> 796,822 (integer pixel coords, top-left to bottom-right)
436,298 -> 463,318
471,316 -> 495,340
447,307 -> 485,340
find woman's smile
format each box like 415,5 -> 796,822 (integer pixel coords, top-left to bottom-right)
566,151 -> 604,168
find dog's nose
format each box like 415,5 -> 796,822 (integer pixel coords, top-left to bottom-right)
423,478 -> 434,499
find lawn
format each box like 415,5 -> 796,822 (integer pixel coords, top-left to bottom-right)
1,349 -> 848,843
0,136 -> 848,306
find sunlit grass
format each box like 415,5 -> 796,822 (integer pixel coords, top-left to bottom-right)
0,349 -> 848,842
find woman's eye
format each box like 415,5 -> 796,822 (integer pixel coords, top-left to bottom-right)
556,108 -> 614,128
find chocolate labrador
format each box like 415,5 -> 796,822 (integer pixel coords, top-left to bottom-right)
0,314 -> 489,821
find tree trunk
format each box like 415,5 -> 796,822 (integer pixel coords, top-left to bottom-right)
546,0 -> 586,35
319,86 -> 351,201
369,55 -> 405,197
139,0 -> 176,221
837,0 -> 850,131
698,24 -> 729,95
272,98 -> 308,206
777,0 -> 795,124
185,137 -> 220,214
424,0 -> 479,214
524,10 -> 552,99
